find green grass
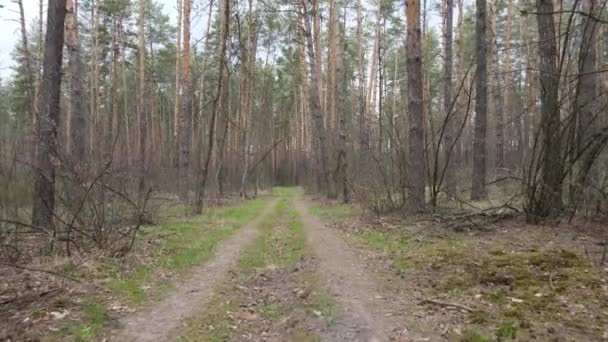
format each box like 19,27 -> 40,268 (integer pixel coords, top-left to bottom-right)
236,198 -> 305,272
459,329 -> 490,342
71,302 -> 106,341
107,197 -> 271,304
309,203 -> 356,221
496,320 -> 518,340
272,186 -> 304,198
260,303 -> 281,320
182,196 -> 314,341
312,292 -> 336,323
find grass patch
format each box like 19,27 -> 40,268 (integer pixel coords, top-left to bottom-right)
309,203 -> 357,221
496,320 -> 518,340
273,186 -> 304,198
311,291 -> 336,323
260,303 -> 281,320
71,302 -> 106,341
459,329 -> 490,342
108,197 -> 270,304
181,194 -> 319,341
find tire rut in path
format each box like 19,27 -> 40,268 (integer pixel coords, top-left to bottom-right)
295,198 -> 391,342
295,198 -> 435,342
112,200 -> 278,342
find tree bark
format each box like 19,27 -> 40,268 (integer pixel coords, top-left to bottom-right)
574,0 -> 601,201
65,0 -> 88,167
471,0 -> 488,201
300,0 -> 334,198
443,0 -> 455,190
32,0 -> 68,229
137,0 -> 147,200
532,0 -> 563,219
405,0 -> 425,211
178,0 -> 191,199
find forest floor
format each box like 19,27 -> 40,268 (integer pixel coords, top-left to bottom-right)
2,187 -> 608,341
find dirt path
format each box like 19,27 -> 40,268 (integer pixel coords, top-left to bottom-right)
294,198 -> 430,342
111,200 -> 277,342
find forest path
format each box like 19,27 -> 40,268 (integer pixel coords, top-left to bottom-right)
295,197 -> 433,342
111,199 -> 278,342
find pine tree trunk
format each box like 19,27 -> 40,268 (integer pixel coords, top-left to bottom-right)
443,0 -> 455,190
405,0 -> 425,211
173,0 -> 182,170
137,0 -> 147,200
178,0 -> 192,200
471,0 -> 488,200
532,0 -> 562,220
65,0 -> 87,167
300,0 -> 334,198
574,0 -> 600,201
32,0 -> 68,229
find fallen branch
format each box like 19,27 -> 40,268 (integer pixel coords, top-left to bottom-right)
420,298 -> 474,312
0,262 -> 82,283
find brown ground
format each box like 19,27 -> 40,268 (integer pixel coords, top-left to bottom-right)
10,193 -> 601,341
321,202 -> 608,342
294,198 -> 439,342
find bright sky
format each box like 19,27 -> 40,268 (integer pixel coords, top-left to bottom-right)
0,0 -> 451,80
0,0 -> 180,79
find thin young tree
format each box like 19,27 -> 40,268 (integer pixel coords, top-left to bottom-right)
193,0 -> 229,213
137,0 -> 147,200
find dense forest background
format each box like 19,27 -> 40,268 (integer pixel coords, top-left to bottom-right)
1,0 -> 608,256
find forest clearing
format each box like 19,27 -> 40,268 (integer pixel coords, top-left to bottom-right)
2,0 -> 608,340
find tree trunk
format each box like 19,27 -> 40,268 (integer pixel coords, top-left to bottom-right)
443,0 -> 455,190
178,0 -> 192,200
356,0 -> 369,158
137,0 -> 147,200
574,0 -> 601,202
471,0 -> 488,201
65,0 -> 88,167
173,0 -> 182,170
491,0 -> 505,176
300,0 -> 334,198
405,0 -> 425,211
194,0 -> 229,214
32,0 -> 68,229
532,0 -> 562,220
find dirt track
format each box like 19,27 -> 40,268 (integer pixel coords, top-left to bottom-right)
112,200 -> 277,342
